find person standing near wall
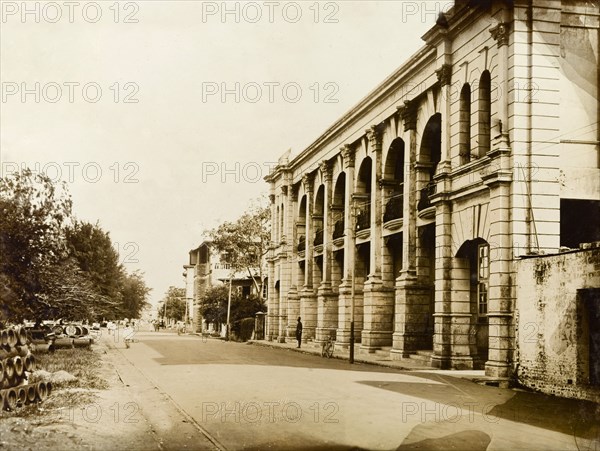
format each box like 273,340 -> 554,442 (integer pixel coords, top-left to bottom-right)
295,317 -> 303,348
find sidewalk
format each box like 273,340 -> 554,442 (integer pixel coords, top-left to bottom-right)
248,338 -> 486,378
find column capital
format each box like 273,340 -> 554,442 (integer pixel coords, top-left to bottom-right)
435,64 -> 452,86
319,159 -> 332,183
341,144 -> 355,169
366,125 -> 383,152
302,172 -> 314,194
399,100 -> 418,131
290,184 -> 299,202
281,185 -> 288,196
489,22 -> 510,48
269,194 -> 276,204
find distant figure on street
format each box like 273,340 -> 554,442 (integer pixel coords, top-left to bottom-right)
295,317 -> 303,348
123,323 -> 135,348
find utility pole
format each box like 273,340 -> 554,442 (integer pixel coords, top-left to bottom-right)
349,197 -> 359,364
226,269 -> 233,340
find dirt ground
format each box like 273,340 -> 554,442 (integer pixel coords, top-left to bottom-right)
0,338 -> 217,451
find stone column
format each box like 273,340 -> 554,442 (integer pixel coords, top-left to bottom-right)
300,173 -> 317,341
337,145 -> 356,346
362,125 -> 394,352
483,146 -> 514,377
431,63 -> 454,369
392,100 -> 431,359
286,184 -> 300,338
485,19 -> 514,377
317,160 -> 338,342
277,183 -> 290,343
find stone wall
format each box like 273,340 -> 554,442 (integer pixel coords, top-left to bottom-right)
515,243 -> 600,402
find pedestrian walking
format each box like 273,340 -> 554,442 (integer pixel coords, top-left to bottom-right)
295,317 -> 303,348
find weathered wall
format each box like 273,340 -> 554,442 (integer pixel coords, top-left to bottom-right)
515,244 -> 600,402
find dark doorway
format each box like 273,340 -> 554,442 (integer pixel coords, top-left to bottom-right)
580,288 -> 600,386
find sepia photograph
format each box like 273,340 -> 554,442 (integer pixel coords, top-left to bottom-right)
0,0 -> 599,450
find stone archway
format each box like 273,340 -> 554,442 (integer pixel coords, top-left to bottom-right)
455,238 -> 490,369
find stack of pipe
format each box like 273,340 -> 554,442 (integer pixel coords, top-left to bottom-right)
0,326 -> 52,411
54,323 -> 93,348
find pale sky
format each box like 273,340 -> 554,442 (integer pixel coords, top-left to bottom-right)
0,0 -> 453,307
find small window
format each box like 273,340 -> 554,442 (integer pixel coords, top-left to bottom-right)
459,83 -> 471,165
477,243 -> 490,316
478,71 -> 491,157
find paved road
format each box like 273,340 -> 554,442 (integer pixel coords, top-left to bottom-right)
116,331 -> 599,451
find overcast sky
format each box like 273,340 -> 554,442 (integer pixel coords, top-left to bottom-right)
0,0 -> 452,308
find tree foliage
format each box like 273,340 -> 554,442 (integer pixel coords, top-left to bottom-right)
158,286 -> 186,322
0,169 -> 150,322
119,271 -> 152,320
66,221 -> 123,302
0,169 -> 72,319
205,199 -> 270,293
198,284 -> 265,332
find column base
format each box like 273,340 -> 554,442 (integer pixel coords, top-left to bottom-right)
360,330 -> 392,352
286,286 -> 300,338
391,276 -> 434,356
362,279 -> 394,350
300,288 -> 317,340
316,286 -> 338,343
390,348 -> 410,360
485,361 -> 511,378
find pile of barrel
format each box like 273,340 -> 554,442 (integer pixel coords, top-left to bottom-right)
0,326 -> 52,411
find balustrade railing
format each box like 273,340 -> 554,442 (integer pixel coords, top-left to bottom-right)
355,204 -> 371,231
314,229 -> 324,246
297,235 -> 306,252
417,181 -> 436,211
384,192 -> 403,222
333,219 -> 345,239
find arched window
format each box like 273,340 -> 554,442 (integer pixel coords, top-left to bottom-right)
280,203 -> 285,241
478,71 -> 491,157
275,205 -> 280,243
459,83 -> 471,165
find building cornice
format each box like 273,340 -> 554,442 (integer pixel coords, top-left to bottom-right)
286,45 -> 437,175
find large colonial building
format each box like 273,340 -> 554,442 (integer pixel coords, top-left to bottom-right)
264,0 -> 600,383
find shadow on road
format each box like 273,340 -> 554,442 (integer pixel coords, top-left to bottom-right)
358,373 -> 600,443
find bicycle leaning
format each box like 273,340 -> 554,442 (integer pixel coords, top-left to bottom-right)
321,335 -> 335,358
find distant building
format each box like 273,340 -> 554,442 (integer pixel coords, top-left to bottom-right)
185,241 -> 266,334
264,0 -> 600,394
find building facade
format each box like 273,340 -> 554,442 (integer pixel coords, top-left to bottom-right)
186,241 -> 267,333
265,0 -> 600,379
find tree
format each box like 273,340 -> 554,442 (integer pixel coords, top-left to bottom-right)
38,259 -> 118,321
158,286 -> 186,322
205,199 -> 270,295
198,285 -> 229,326
198,284 -> 265,338
65,221 -> 151,320
0,169 -> 151,322
0,169 -> 73,320
65,220 -> 123,304
119,271 -> 152,320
